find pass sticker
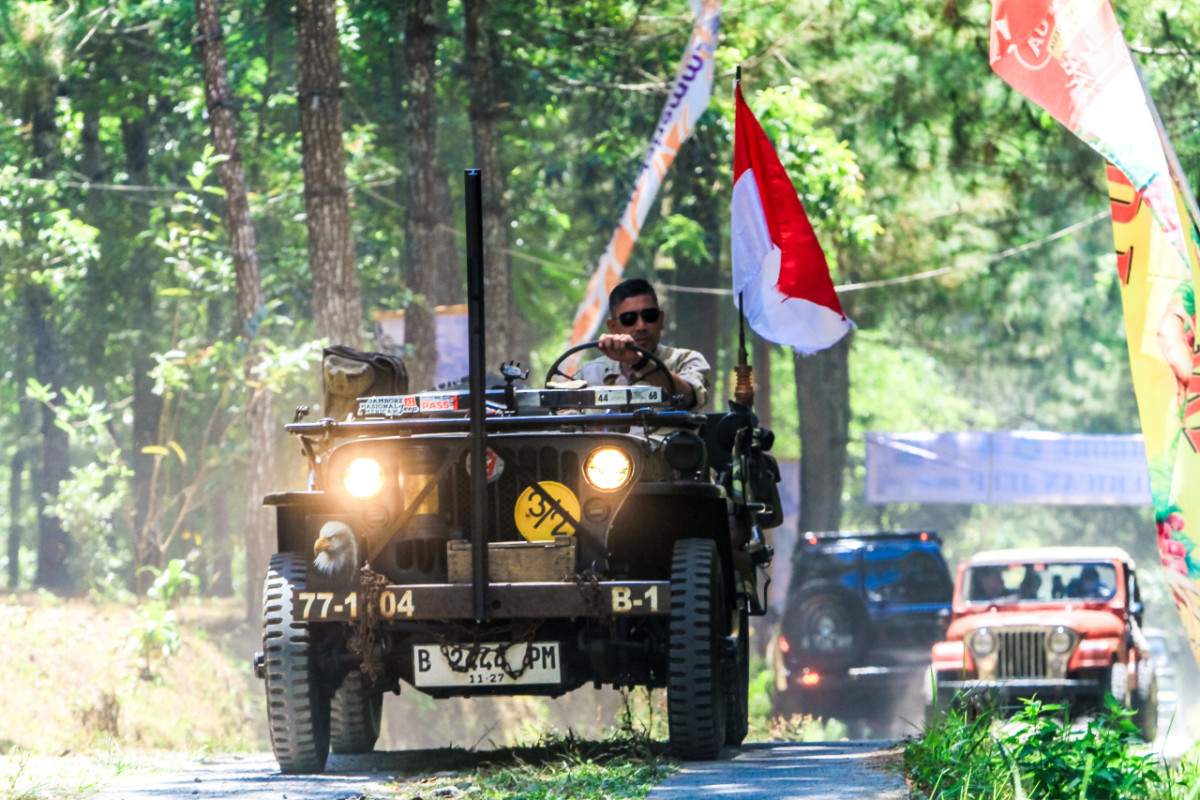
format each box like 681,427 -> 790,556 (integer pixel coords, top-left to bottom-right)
419,393 -> 459,412
514,481 -> 580,541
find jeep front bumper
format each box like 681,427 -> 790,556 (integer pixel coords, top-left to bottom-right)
292,581 -> 670,622
934,677 -> 1105,700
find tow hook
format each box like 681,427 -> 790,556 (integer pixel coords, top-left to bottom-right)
253,651 -> 266,680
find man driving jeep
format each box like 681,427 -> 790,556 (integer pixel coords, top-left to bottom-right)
576,278 -> 714,411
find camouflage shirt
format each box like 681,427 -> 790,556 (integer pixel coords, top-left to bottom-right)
578,344 -> 713,411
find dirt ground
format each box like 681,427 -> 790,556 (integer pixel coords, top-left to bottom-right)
0,591 -> 641,761
0,592 -> 262,756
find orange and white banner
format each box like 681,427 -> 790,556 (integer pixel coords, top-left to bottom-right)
990,0 -> 1191,263
563,0 -> 720,365
991,0 -> 1200,664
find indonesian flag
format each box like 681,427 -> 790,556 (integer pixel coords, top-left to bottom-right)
731,82 -> 853,353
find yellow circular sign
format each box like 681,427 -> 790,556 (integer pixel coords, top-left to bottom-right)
514,481 -> 580,542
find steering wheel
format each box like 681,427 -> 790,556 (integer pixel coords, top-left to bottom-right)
544,340 -> 670,389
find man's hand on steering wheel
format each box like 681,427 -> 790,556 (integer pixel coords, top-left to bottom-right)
543,340 -> 687,408
596,334 -> 669,383
544,339 -> 668,386
597,333 -> 643,368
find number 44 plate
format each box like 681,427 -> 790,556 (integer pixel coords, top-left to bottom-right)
413,641 -> 561,687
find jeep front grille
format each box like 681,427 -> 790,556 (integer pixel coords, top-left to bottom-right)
996,629 -> 1048,678
452,445 -> 581,542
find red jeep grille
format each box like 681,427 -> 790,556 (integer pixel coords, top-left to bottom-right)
996,629 -> 1048,678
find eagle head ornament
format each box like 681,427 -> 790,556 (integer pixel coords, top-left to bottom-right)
313,521 -> 359,576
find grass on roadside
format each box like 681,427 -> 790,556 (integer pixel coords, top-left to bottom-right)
0,743 -> 199,800
906,695 -> 1200,800
381,722 -> 674,800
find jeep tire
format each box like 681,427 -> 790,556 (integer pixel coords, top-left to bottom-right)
330,670 -> 383,754
1134,659 -> 1158,742
785,580 -> 869,671
668,538 -> 728,760
1108,661 -> 1130,709
262,553 -> 332,774
724,608 -> 750,745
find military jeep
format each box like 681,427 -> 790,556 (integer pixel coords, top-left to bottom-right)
254,175 -> 780,774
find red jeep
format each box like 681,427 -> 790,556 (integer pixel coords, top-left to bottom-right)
926,546 -> 1157,739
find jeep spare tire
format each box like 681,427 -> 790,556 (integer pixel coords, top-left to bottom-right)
782,580 -> 869,670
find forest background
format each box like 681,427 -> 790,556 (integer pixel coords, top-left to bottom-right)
3,0 -> 1199,645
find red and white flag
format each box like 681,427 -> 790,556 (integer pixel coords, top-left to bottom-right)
731,82 -> 852,353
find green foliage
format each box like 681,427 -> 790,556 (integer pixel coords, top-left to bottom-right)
907,696 -> 1190,800
125,559 -> 200,677
142,558 -> 200,607
747,659 -> 775,725
0,0 -> 1198,599
29,380 -> 133,596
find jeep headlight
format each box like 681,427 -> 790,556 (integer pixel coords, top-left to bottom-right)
344,457 -> 385,498
970,628 -> 997,657
1047,626 -> 1075,654
584,447 -> 633,491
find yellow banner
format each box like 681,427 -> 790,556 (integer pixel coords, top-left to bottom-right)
1107,164 -> 1200,657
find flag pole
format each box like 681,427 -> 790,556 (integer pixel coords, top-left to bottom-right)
732,66 -> 754,408
1130,53 -> 1200,234
734,295 -> 753,410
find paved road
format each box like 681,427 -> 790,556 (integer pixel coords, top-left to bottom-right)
93,752 -> 397,800
650,742 -> 908,800
93,742 -> 909,800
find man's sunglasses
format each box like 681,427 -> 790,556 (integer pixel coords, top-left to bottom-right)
617,308 -> 661,327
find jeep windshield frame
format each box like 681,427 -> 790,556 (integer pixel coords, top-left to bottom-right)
962,560 -> 1120,606
286,407 -> 707,438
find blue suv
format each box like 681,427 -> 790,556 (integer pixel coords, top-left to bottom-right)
772,530 -> 953,733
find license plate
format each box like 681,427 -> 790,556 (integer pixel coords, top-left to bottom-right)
413,641 -> 561,687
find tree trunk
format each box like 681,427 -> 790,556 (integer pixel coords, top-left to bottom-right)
121,94 -> 166,593
794,333 -> 852,537
208,483 -> 234,596
464,0 -> 516,369
28,282 -> 72,591
666,128 -> 721,397
297,0 -> 362,350
403,0 -> 444,391
8,451 -> 23,589
24,73 -> 72,592
194,0 -> 275,620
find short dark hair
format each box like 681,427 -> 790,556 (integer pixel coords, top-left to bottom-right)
608,277 -> 658,317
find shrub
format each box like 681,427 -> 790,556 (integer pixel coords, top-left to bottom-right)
907,696 -> 1183,800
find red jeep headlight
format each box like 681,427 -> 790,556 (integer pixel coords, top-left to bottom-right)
969,627 -> 997,657
1047,626 -> 1076,654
